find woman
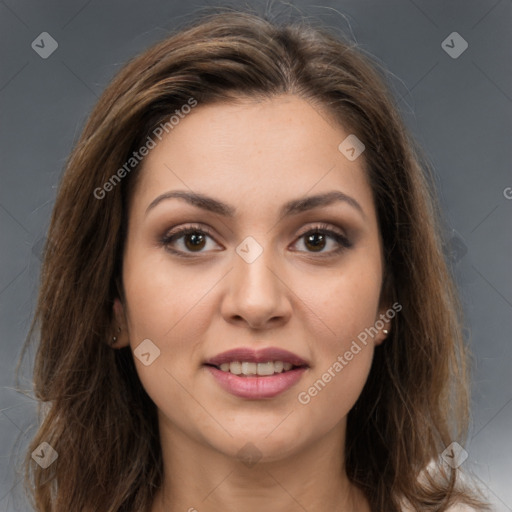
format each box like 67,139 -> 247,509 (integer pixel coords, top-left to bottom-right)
21,9 -> 490,512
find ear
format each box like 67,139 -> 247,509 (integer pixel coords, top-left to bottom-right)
373,271 -> 395,347
110,297 -> 130,348
373,303 -> 391,347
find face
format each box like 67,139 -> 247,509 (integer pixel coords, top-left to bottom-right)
114,94 -> 389,462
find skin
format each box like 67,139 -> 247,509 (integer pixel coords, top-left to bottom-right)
112,94 -> 390,512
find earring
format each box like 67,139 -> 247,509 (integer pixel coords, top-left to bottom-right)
383,329 -> 389,335
111,326 -> 121,344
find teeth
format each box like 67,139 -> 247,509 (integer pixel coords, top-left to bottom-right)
229,361 -> 242,375
241,362 -> 257,375
216,360 -> 298,376
256,362 -> 274,376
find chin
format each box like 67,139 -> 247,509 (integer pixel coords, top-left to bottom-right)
207,422 -> 308,463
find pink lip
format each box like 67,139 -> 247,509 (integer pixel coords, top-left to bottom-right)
206,366 -> 308,399
203,347 -> 309,399
204,347 -> 308,367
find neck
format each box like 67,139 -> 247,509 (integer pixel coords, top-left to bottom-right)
151,417 -> 370,512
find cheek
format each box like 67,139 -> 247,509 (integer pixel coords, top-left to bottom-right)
121,251 -> 221,412
295,279 -> 377,428
301,254 -> 383,348
122,248 -> 215,341
122,269 -> 209,437
293,253 -> 381,417
121,253 -> 185,375
296,346 -> 374,435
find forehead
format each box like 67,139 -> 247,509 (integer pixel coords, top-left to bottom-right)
132,95 -> 376,221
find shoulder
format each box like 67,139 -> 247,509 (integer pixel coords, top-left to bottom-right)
401,502 -> 478,512
444,505 -> 478,512
399,459 -> 483,512
402,502 -> 478,511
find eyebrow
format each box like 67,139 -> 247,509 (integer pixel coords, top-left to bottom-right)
145,189 -> 366,220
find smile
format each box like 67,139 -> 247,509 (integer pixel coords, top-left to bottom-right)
216,360 -> 295,376
203,347 -> 310,399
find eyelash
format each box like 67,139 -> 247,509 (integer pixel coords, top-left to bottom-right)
159,223 -> 353,258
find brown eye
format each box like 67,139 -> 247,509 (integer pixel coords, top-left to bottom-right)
160,225 -> 219,256
303,232 -> 327,252
182,232 -> 207,251
160,223 -> 352,258
293,224 -> 353,255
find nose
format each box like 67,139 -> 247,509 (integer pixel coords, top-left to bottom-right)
221,243 -> 292,330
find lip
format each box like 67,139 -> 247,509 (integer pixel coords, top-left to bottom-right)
204,347 -> 309,367
203,347 -> 309,399
206,366 -> 308,399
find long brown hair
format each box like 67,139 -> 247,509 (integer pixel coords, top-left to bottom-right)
19,8 -> 490,511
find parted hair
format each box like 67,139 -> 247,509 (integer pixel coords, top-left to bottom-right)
20,8 -> 489,512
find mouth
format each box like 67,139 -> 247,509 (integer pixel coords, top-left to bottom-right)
203,347 -> 309,399
204,360 -> 307,376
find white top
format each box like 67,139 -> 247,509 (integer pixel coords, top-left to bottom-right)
399,458 -> 482,511
404,505 -> 476,512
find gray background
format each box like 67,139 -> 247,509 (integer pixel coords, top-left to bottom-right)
0,0 -> 511,510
